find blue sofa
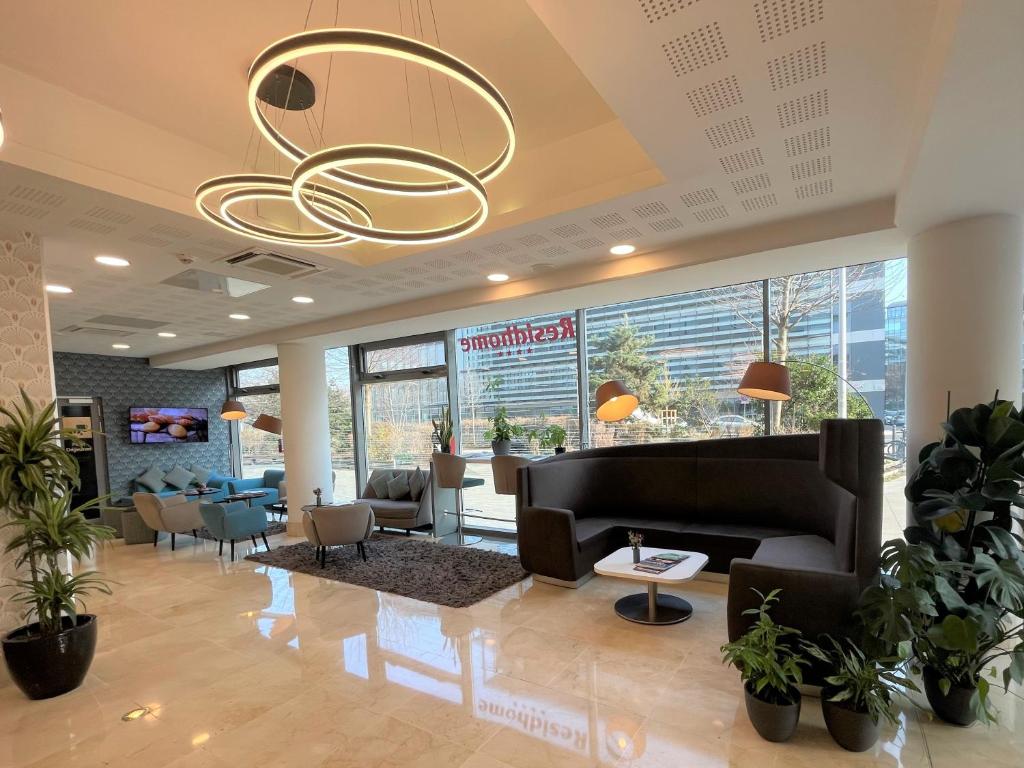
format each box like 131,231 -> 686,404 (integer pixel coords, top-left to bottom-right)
129,467 -> 239,503
226,469 -> 285,509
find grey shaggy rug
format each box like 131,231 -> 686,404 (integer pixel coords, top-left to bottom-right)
245,534 -> 528,608
196,520 -> 287,541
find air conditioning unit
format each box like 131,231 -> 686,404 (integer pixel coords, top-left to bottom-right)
221,249 -> 326,279
57,325 -> 135,338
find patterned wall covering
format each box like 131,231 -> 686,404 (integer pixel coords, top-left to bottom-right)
0,230 -> 55,633
53,353 -> 232,498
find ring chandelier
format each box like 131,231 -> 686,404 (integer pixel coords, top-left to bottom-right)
195,26 -> 515,247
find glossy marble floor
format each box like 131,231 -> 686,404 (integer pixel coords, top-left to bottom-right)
2,532 -> 1022,768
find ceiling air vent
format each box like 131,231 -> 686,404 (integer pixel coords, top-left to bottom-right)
58,325 -> 135,338
221,249 -> 325,279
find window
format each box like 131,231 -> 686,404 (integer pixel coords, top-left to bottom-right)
236,392 -> 283,479
363,339 -> 445,375
363,378 -> 448,471
456,312 -> 581,531
325,347 -> 357,502
236,363 -> 279,388
585,283 -> 765,447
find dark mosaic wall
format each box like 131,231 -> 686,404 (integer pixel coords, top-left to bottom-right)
53,353 -> 232,498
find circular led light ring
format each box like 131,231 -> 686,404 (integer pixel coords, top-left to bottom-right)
219,185 -> 371,245
0,107 -> 5,150
195,174 -> 370,246
292,144 -> 488,244
249,29 -> 514,196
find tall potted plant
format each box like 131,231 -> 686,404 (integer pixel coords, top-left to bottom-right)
485,406 -> 524,456
858,397 -> 1024,725
431,406 -> 454,454
0,392 -> 114,700
721,589 -> 808,742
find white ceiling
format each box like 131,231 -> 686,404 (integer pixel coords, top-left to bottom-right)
0,0 -> 1016,367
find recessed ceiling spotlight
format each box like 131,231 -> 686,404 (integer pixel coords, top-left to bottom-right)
291,296 -> 314,304
95,255 -> 130,267
229,313 -> 250,320
111,343 -> 131,350
45,284 -> 73,294
610,244 -> 635,256
157,332 -> 177,338
487,273 -> 509,283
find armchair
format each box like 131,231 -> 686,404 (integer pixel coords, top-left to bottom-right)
200,501 -> 271,561
226,469 -> 285,508
132,492 -> 204,550
302,503 -> 374,568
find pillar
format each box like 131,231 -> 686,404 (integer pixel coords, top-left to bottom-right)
906,214 -> 1023,497
278,340 -> 334,536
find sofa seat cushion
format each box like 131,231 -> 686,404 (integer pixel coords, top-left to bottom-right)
359,498 -> 419,520
752,534 -> 839,571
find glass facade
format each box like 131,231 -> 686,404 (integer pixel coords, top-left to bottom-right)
232,257 -> 909,538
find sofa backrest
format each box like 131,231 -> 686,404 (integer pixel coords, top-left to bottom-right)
263,469 -> 286,489
361,468 -> 430,503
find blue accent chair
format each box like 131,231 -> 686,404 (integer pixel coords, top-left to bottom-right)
200,501 -> 270,561
226,470 -> 285,508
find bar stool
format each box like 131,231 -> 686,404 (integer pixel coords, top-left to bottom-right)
491,455 -> 530,496
431,452 -> 482,546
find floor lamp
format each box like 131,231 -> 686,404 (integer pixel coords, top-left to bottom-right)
737,360 -> 876,418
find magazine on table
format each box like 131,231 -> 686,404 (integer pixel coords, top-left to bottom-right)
633,552 -> 689,574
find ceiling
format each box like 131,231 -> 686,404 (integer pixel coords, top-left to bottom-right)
0,0 -> 1013,366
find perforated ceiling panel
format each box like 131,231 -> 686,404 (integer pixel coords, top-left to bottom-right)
685,75 -> 743,118
647,216 -> 684,232
730,173 -> 772,195
692,205 -> 729,223
794,178 -> 833,199
790,155 -> 832,180
776,89 -> 830,128
754,0 -> 824,43
767,42 -> 827,91
637,0 -> 701,24
550,223 -> 586,239
82,206 -> 133,224
718,147 -> 765,174
662,22 -> 728,77
704,115 -> 756,149
740,193 -> 778,212
784,125 -> 831,156
590,212 -> 628,229
679,188 -> 719,207
632,201 -> 671,218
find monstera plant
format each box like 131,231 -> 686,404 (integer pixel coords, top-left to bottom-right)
858,396 -> 1024,725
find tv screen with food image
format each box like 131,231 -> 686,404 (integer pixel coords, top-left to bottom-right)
129,407 -> 209,443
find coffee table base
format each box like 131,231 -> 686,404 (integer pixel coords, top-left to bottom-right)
614,583 -> 693,625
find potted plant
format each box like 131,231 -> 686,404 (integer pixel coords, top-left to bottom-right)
539,424 -> 568,454
0,392 -> 114,700
806,637 -> 916,751
484,406 -> 524,456
431,406 -> 454,454
857,396 -> 1024,726
721,589 -> 808,742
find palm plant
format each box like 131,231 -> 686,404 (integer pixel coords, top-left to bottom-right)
0,391 -> 113,637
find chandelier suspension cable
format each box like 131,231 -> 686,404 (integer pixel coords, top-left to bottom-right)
399,0 -> 416,147
415,0 -> 445,161
427,0 -> 468,167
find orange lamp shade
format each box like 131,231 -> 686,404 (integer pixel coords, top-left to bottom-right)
737,362 -> 792,401
595,380 -> 639,422
252,413 -> 283,435
220,399 -> 247,420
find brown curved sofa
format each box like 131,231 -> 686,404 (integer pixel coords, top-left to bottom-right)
515,419 -> 882,642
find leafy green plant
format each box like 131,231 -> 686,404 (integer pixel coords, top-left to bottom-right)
431,406 -> 454,452
857,396 -> 1024,724
806,636 -> 917,726
721,589 -> 808,705
484,406 -> 524,442
537,424 -> 567,450
0,391 -> 114,636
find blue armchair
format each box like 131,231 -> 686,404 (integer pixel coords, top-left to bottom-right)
200,501 -> 270,561
226,469 -> 285,508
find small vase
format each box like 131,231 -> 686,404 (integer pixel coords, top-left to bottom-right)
632,546 -> 641,563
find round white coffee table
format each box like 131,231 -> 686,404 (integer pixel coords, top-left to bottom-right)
594,546 -> 709,625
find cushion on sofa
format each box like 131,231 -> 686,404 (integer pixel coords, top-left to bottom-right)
164,465 -> 196,490
368,470 -> 393,498
409,467 -> 426,501
137,466 -> 167,493
190,465 -> 214,485
752,534 -> 838,571
360,498 -> 419,520
387,472 -> 411,500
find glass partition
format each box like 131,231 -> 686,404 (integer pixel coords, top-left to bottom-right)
325,347 -> 357,501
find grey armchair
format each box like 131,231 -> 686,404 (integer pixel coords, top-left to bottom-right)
302,503 -> 375,568
132,492 -> 205,550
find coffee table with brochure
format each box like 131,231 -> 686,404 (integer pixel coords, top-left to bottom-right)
593,547 -> 709,625
224,491 -> 268,507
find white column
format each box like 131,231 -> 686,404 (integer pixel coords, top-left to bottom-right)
278,340 -> 334,536
907,214 -> 1023,484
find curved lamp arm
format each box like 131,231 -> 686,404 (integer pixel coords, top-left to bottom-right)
777,358 -> 876,418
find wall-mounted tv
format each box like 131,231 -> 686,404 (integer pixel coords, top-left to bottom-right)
129,407 -> 209,444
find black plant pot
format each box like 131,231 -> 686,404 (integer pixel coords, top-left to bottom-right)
492,439 -> 512,456
2,614 -> 98,700
554,446 -> 566,455
923,666 -> 977,726
744,685 -> 801,742
822,696 -> 879,752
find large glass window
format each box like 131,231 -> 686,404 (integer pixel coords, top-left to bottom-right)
237,391 -> 283,479
325,348 -> 357,502
585,283 -> 766,447
364,378 -> 448,471
456,311 -> 581,531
